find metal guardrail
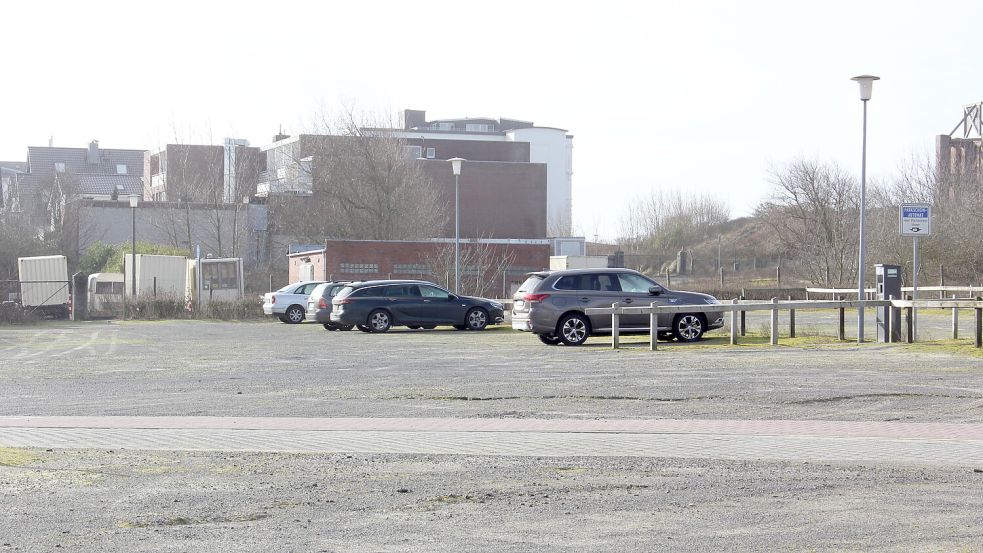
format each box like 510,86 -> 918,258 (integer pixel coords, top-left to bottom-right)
805,286 -> 983,299
586,298 -> 983,351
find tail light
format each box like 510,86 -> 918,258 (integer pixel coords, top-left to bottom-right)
523,293 -> 551,303
318,298 -> 328,309
335,298 -> 353,305
270,295 -> 276,304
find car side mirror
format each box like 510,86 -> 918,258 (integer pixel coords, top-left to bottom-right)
648,286 -> 662,296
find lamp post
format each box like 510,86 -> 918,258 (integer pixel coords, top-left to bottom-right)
129,195 -> 139,297
851,74 -> 879,344
448,158 -> 466,293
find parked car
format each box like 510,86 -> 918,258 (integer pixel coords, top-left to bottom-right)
262,281 -> 326,323
330,280 -> 505,333
306,281 -> 353,330
511,268 -> 723,346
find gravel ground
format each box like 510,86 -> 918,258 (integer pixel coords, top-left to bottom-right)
2,448 -> 982,552
0,320 -> 982,422
2,319 -> 983,551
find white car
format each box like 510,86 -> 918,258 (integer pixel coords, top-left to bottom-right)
262,281 -> 326,324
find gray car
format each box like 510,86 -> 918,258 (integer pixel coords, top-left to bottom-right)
511,268 -> 724,346
306,281 -> 353,331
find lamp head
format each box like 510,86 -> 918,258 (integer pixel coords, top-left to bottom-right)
851,75 -> 880,101
128,195 -> 139,208
447,157 -> 466,176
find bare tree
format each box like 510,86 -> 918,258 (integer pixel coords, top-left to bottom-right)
423,241 -> 518,298
270,108 -> 447,241
756,159 -> 858,286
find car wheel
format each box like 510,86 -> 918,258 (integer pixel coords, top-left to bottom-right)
421,325 -> 436,330
672,314 -> 705,342
323,323 -> 337,331
538,334 -> 561,346
557,313 -> 590,346
285,305 -> 305,324
465,308 -> 488,331
367,310 -> 392,333
357,324 -> 372,333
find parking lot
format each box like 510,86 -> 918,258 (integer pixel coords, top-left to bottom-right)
2,319 -> 983,551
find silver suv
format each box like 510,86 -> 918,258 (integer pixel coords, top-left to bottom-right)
511,268 -> 724,346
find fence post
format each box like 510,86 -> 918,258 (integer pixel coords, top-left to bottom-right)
649,302 -> 657,352
611,303 -> 620,350
976,297 -> 982,349
838,296 -> 845,341
906,306 -> 913,344
739,294 -> 746,337
952,294 -> 959,340
788,295 -> 796,338
939,264 -> 945,299
730,299 -> 738,345
770,297 -> 779,345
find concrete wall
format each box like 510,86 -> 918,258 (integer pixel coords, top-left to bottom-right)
79,200 -> 265,264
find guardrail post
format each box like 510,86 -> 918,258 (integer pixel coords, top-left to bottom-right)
837,296 -> 845,341
885,296 -> 892,343
770,298 -> 779,345
730,299 -> 738,345
976,298 -> 982,349
906,306 -> 913,344
649,302 -> 657,351
739,294 -> 746,337
788,295 -> 796,338
611,303 -> 620,350
952,294 -> 959,340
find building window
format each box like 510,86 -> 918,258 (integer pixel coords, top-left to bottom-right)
425,147 -> 436,159
201,261 -> 239,290
116,164 -> 128,175
465,123 -> 491,132
393,263 -> 429,274
339,263 -> 379,274
54,162 -> 65,173
405,145 -> 423,159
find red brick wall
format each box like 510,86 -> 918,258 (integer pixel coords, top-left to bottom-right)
288,240 -> 550,297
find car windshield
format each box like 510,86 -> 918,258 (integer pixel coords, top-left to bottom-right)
335,286 -> 356,298
517,275 -> 544,293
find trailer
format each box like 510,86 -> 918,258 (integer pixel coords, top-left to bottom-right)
86,273 -> 124,318
17,255 -> 70,318
123,254 -> 187,298
186,257 -> 244,308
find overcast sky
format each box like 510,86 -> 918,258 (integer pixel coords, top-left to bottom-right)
3,0 -> 981,240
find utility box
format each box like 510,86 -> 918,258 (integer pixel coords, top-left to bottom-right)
123,254 -> 187,298
17,255 -> 70,318
549,255 -> 609,271
875,264 -> 902,343
187,257 -> 244,308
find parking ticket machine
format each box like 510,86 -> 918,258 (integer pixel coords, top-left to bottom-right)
875,264 -> 902,342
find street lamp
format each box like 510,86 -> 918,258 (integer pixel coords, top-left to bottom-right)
851,74 -> 879,344
129,195 -> 139,297
447,157 -> 466,294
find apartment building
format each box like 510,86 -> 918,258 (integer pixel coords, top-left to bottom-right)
145,139 -> 264,202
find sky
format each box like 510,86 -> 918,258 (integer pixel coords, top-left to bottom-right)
2,0 -> 981,240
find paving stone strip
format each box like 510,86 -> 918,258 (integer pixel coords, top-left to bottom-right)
1,416 -> 982,467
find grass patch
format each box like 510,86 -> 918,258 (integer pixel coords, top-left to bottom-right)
0,447 -> 40,467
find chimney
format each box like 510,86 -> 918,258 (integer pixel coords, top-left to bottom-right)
87,140 -> 99,164
274,125 -> 290,142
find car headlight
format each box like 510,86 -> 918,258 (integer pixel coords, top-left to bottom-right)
490,301 -> 504,310
704,297 -> 720,305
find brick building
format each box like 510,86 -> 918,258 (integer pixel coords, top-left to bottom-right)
145,140 -> 264,203
287,239 -> 552,297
